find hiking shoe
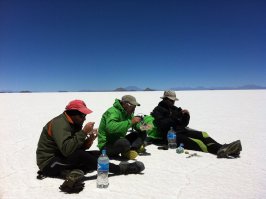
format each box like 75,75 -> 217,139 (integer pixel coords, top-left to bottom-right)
230,151 -> 240,158
36,170 -> 46,180
137,145 -> 146,154
119,161 -> 145,175
137,145 -> 151,156
59,169 -> 85,194
157,144 -> 169,150
217,140 -> 242,158
122,150 -> 138,160
59,169 -> 71,179
229,140 -> 242,158
143,137 -> 153,146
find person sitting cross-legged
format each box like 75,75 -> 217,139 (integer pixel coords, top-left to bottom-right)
143,91 -> 242,158
98,95 -> 147,160
36,99 -> 145,193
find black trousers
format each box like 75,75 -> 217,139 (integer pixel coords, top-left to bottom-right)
42,150 -> 121,177
151,127 -> 222,155
104,131 -> 146,157
175,127 -> 222,154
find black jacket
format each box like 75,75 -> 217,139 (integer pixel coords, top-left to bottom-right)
151,100 -> 190,141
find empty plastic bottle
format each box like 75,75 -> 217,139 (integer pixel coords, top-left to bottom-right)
167,127 -> 177,149
97,149 -> 109,188
176,143 -> 184,154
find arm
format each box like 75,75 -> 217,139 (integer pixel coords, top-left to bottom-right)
151,106 -> 175,134
51,118 -> 87,157
171,107 -> 190,127
105,111 -> 132,137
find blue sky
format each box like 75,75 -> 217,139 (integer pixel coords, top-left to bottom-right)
0,0 -> 265,91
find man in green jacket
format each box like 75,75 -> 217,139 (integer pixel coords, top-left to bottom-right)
98,95 -> 146,160
36,100 -> 145,183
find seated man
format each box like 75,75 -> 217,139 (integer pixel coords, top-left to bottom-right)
98,95 -> 146,160
143,91 -> 242,158
36,99 -> 145,193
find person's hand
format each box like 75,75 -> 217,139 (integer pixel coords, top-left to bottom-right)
131,116 -> 142,124
83,128 -> 98,149
82,122 -> 95,134
88,128 -> 98,139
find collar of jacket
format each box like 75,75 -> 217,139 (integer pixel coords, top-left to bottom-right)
113,99 -> 127,113
64,112 -> 74,124
158,100 -> 171,109
113,99 -> 133,118
158,100 -> 181,113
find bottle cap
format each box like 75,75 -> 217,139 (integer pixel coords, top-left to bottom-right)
102,149 -> 106,155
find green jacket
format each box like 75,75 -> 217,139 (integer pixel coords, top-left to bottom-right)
97,99 -> 135,150
36,113 -> 87,171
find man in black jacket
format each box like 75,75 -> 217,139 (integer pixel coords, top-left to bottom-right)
150,91 -> 242,158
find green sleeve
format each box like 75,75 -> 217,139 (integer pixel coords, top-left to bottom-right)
105,111 -> 132,137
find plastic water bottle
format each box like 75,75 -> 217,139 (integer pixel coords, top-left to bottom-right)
176,143 -> 184,154
97,149 -> 109,188
167,127 -> 177,149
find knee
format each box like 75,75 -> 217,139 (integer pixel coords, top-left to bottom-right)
116,138 -> 131,152
202,131 -> 210,138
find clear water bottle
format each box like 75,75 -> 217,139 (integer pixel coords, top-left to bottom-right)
167,127 -> 177,149
97,149 -> 109,188
176,143 -> 184,154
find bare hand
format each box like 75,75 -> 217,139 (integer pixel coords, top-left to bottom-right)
88,128 -> 98,139
83,122 -> 95,134
83,128 -> 98,150
131,116 -> 142,124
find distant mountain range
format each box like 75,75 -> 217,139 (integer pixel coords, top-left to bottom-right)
170,84 -> 266,91
114,84 -> 266,91
1,84 -> 266,93
114,86 -> 155,91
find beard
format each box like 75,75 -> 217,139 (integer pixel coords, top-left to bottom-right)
73,122 -> 83,131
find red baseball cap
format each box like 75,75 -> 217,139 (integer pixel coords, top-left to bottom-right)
65,100 -> 93,114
